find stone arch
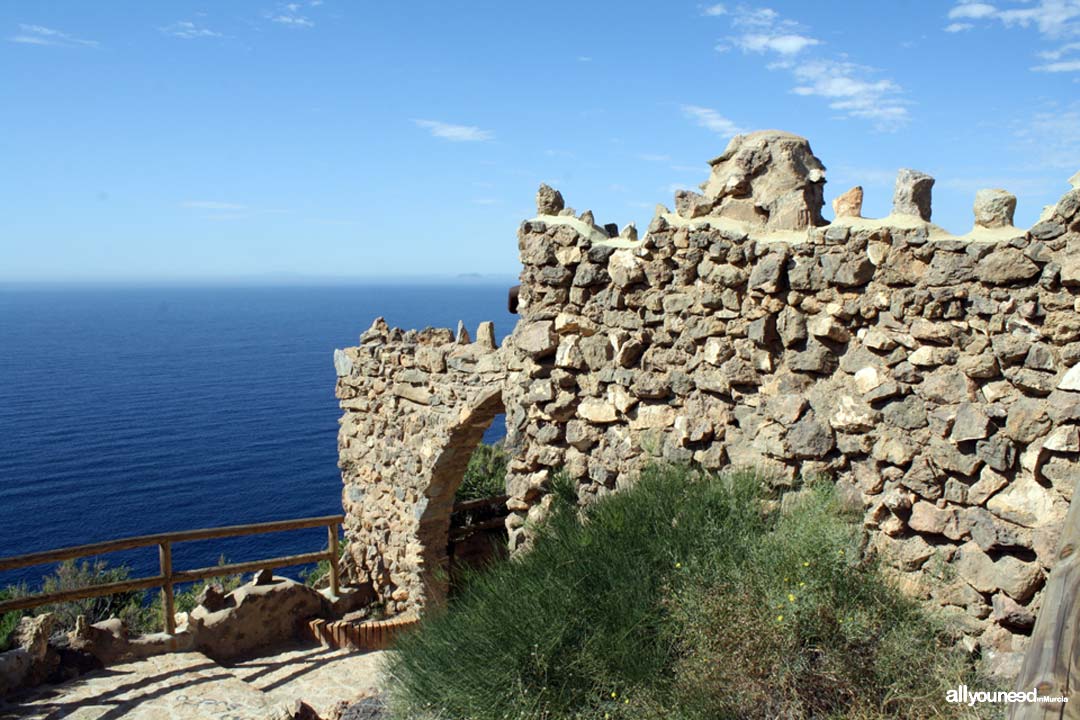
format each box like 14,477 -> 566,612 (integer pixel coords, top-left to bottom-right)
415,387 -> 506,605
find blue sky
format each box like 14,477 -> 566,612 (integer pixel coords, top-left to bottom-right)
1,1 -> 1078,282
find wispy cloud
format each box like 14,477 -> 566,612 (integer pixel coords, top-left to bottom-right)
269,2 -> 315,27
1035,59 -> 1080,71
948,2 -> 999,20
681,105 -> 744,137
731,32 -> 819,54
945,1 -> 1080,70
638,153 -> 672,162
1014,102 -> 1080,170
788,59 -> 908,126
715,6 -> 907,129
413,119 -> 494,142
701,3 -> 728,16
8,24 -> 98,47
719,6 -> 820,55
161,21 -> 222,39
182,201 -> 248,210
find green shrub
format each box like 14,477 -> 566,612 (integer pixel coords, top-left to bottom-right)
0,586 -> 28,651
301,542 -> 349,589
2,556 -> 244,640
39,559 -> 149,632
387,465 -> 987,720
456,441 -> 509,502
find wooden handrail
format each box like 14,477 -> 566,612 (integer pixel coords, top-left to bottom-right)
1009,480 -> 1079,720
0,515 -> 344,572
0,515 -> 345,635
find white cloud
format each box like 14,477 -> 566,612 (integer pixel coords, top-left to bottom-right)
161,21 -> 222,39
1014,103 -> 1080,170
268,2 -> 317,27
733,32 -> 819,54
719,6 -> 819,56
702,3 -> 727,16
945,22 -> 974,32
948,2 -> 999,19
681,105 -> 744,137
1034,59 -> 1080,70
638,153 -> 672,162
1039,41 -> 1080,58
944,0 -> 1080,40
413,119 -> 494,142
270,14 -> 314,27
789,60 -> 908,128
182,201 -> 248,210
714,7 -> 907,129
732,7 -> 781,28
9,24 -> 98,47
577,55 -> 592,62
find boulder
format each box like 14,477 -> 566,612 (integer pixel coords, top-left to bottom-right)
536,184 -> 564,215
892,168 -> 934,221
190,577 -> 326,662
976,248 -> 1040,284
832,186 -> 863,218
702,130 -> 827,230
973,188 -> 1016,229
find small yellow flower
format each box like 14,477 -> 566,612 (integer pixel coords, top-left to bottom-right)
675,562 -> 682,569
803,561 -> 810,567
624,699 -> 630,705
799,581 -> 806,587
611,692 -> 617,699
788,593 -> 796,602
776,614 -> 784,622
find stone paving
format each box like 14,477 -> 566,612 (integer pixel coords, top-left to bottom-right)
0,646 -> 388,719
228,645 -> 386,718
0,652 -> 272,720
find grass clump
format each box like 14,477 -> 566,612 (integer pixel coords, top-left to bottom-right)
455,441 -> 509,503
387,465 -> 985,720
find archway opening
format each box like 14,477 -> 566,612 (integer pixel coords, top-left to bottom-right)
416,389 -> 509,605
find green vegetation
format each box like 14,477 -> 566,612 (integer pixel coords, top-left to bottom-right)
388,464 -> 988,720
455,441 -> 509,502
0,586 -> 27,651
301,540 -> 348,589
0,557 -> 243,647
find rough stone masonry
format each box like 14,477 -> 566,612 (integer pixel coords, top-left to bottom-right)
334,130 -> 1080,677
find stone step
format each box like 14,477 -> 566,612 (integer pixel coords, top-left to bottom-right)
0,651 -> 274,720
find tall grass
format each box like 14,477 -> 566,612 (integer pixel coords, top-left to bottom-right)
387,465 -> 989,720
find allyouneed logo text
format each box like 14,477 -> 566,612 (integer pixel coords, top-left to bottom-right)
946,685 -> 1070,707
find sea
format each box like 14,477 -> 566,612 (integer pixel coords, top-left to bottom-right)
0,282 -> 518,591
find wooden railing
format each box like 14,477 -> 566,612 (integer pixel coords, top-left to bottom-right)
1010,482 -> 1079,720
0,515 -> 344,635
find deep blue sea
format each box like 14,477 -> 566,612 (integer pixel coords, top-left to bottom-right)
0,283 -> 517,590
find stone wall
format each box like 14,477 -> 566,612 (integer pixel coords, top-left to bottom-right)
335,130 -> 1080,673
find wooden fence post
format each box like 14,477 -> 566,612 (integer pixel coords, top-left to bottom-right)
1009,480 -> 1080,719
328,523 -> 340,597
159,541 -> 176,635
